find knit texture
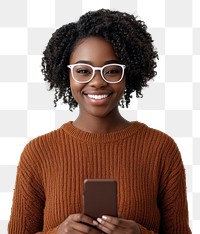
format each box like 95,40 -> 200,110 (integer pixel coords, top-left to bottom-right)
8,121 -> 191,234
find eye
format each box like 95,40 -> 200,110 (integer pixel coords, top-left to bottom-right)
75,66 -> 92,76
104,67 -> 121,76
77,69 -> 91,74
106,69 -> 120,74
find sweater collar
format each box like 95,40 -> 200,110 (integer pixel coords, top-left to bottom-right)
61,121 -> 145,143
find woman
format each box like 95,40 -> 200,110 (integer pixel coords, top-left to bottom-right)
8,9 -> 191,234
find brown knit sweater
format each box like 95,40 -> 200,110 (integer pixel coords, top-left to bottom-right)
8,121 -> 191,234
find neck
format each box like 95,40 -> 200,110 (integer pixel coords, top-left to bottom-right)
72,109 -> 130,133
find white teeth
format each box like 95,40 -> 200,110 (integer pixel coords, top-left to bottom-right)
87,94 -> 109,100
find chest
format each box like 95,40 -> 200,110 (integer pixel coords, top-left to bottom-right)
42,144 -> 160,228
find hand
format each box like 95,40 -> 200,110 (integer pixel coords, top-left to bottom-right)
56,213 -> 101,234
94,215 -> 141,234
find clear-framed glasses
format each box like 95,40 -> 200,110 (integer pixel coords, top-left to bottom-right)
68,63 -> 126,84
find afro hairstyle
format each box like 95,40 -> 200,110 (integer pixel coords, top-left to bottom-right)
41,9 -> 159,111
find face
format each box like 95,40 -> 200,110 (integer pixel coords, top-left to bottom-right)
69,37 -> 126,118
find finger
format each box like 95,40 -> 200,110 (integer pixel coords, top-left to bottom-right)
66,215 -> 97,233
97,220 -> 125,234
71,221 -> 94,234
97,218 -> 116,231
96,222 -> 112,234
71,213 -> 97,226
101,216 -> 127,228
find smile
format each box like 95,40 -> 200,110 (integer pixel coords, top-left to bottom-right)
87,94 -> 109,100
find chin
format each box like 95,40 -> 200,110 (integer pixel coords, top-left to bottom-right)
86,106 -> 117,119
89,111 -> 110,118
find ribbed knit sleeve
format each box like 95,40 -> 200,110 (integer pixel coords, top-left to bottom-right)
8,141 -> 59,234
137,135 -> 191,234
156,137 -> 191,233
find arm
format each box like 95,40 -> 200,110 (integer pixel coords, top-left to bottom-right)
8,144 -> 100,234
157,138 -> 191,234
8,145 -> 59,234
137,134 -> 191,233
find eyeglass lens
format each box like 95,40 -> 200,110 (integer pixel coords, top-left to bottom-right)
72,64 -> 123,83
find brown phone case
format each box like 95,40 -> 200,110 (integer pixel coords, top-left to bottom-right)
83,179 -> 118,220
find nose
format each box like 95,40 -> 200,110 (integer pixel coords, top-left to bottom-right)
89,70 -> 108,88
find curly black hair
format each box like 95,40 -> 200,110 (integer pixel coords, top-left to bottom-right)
41,9 -> 158,111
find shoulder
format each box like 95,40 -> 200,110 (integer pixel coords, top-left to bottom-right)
138,121 -> 177,147
138,122 -> 182,164
26,122 -> 72,152
137,123 -> 185,179
18,123 -> 69,169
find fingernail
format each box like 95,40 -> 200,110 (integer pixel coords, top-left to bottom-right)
97,218 -> 102,223
102,215 -> 107,220
93,220 -> 98,226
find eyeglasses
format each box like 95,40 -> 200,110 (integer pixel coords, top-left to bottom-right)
68,63 -> 126,84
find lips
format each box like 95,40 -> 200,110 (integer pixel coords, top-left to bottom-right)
82,92 -> 112,106
83,90 -> 113,100
87,94 -> 109,100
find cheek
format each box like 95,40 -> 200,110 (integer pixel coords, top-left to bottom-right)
118,81 -> 126,95
69,77 -> 85,100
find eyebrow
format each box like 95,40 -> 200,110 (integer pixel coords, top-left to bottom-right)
74,60 -> 121,65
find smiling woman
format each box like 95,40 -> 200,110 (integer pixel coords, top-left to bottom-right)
8,9 -> 191,234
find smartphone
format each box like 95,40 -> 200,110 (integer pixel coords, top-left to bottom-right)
83,179 -> 118,220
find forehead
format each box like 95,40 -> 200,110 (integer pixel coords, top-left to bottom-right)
70,37 -> 119,64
